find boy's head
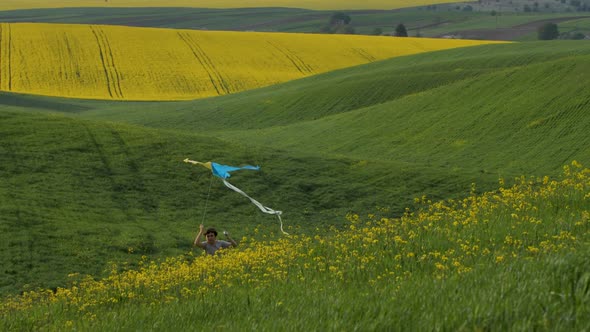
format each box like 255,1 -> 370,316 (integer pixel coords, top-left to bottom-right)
205,228 -> 218,236
205,228 -> 218,243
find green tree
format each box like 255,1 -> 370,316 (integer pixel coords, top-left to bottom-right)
321,12 -> 354,34
330,12 -> 351,26
394,23 -> 408,37
537,22 -> 559,40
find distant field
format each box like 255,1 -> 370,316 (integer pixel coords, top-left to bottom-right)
0,23 -> 501,100
0,0 -> 455,11
1,7 -> 587,41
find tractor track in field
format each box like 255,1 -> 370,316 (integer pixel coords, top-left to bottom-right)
109,128 -> 157,213
351,48 -> 377,62
80,121 -> 158,214
90,25 -> 124,99
177,31 -> 230,95
267,41 -> 314,75
82,123 -> 134,218
0,23 -> 12,91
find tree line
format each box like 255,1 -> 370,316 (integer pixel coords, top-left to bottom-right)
320,12 -> 408,36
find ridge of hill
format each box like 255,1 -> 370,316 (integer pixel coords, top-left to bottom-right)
3,42 -> 589,178
36,40 -> 584,133
215,46 -> 590,176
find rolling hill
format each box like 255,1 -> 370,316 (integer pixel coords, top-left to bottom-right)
0,23 -> 499,100
1,39 -> 590,296
1,1 -> 590,329
0,108 -> 483,295
1,6 -> 588,41
30,40 -> 590,178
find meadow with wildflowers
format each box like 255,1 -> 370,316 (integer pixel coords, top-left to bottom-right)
1,14 -> 590,330
0,110 -> 492,296
1,161 -> 589,330
2,39 -> 590,303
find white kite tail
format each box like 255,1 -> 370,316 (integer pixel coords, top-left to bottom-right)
222,179 -> 289,235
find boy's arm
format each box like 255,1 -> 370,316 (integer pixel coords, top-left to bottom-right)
225,232 -> 238,247
194,224 -> 205,248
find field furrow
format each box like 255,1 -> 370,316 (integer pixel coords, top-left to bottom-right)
0,24 -> 12,91
90,26 -> 124,99
352,48 -> 377,62
98,29 -> 124,99
177,31 -> 230,95
81,123 -> 135,218
0,24 -> 2,90
267,41 -> 314,75
0,23 -> 501,100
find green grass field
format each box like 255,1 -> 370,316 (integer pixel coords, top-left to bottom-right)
1,6 -> 589,39
2,40 -> 590,299
1,9 -> 590,327
0,107 -> 487,295
2,162 -> 589,330
27,41 -> 590,175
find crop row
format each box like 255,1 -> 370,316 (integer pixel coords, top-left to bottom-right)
0,23 -> 500,101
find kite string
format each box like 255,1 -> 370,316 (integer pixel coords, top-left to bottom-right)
201,174 -> 214,225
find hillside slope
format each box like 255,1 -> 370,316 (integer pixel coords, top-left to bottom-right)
54,41 -> 588,132
3,41 -> 590,295
53,41 -> 590,178
0,110 -> 483,295
3,42 -> 589,178
0,23 -> 497,100
3,41 -> 589,177
217,49 -> 590,176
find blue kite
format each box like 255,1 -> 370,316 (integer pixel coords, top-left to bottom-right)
184,158 -> 288,235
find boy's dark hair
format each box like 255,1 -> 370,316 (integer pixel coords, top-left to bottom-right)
205,228 -> 218,236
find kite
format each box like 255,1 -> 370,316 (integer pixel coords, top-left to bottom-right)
184,158 -> 288,235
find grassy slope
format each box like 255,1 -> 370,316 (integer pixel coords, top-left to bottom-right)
51,41 -> 590,177
0,110 -> 478,295
2,165 -> 589,330
215,44 -> 590,176
2,41 -> 590,296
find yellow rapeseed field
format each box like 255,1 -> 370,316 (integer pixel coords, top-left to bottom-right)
1,0 -> 457,11
0,23 -> 501,100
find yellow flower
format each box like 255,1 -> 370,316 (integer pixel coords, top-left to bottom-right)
1,22 -> 503,101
